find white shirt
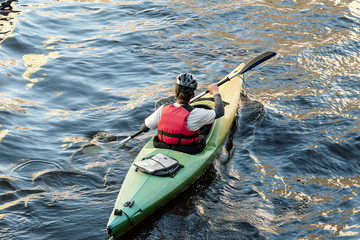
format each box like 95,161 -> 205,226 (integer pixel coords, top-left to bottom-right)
145,103 -> 216,131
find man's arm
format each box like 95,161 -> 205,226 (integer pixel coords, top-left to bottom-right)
213,94 -> 224,119
208,83 -> 224,119
141,105 -> 164,131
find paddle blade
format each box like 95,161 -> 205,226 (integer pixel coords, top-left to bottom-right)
191,51 -> 276,103
238,51 -> 276,75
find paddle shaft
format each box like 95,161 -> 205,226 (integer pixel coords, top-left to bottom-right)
119,130 -> 143,145
120,51 -> 276,146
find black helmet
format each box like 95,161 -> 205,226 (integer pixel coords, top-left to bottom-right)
175,73 -> 197,95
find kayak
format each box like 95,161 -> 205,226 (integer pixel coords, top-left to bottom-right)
106,64 -> 244,238
106,63 -> 244,239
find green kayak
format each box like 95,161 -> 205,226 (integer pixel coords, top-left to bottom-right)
107,63 -> 244,239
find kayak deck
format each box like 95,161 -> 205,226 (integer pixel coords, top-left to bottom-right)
107,64 -> 244,239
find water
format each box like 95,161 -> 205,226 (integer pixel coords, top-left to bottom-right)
1,0 -> 359,239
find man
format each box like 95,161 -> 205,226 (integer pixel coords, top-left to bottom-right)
140,73 -> 224,154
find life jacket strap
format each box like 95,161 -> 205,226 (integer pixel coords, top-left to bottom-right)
158,130 -> 200,145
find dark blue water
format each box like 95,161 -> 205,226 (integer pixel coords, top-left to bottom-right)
1,0 -> 359,239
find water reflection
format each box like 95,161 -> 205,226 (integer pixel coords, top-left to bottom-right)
0,93 -> 39,113
258,172 -> 360,237
22,52 -> 59,89
0,128 -> 8,142
349,0 -> 360,18
0,93 -> 39,144
0,0 -> 20,46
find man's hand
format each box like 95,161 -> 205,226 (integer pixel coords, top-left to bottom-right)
207,83 -> 220,95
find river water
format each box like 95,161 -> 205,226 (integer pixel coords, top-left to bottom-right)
1,0 -> 359,239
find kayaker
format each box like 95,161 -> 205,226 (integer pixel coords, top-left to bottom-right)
140,73 -> 224,154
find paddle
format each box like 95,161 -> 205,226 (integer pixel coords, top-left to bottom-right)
119,51 -> 276,146
190,51 -> 276,102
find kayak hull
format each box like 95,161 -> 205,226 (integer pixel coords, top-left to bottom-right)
107,64 -> 244,239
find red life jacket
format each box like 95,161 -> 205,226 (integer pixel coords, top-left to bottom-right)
157,104 -> 200,145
